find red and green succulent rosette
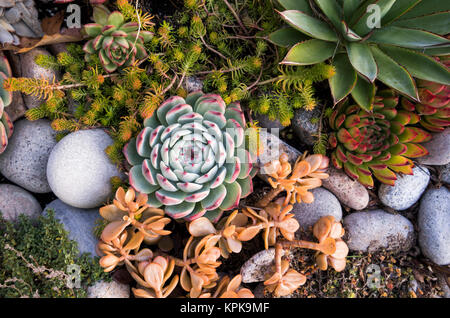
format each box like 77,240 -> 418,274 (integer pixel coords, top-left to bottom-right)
401,56 -> 450,132
83,5 -> 152,73
329,89 -> 431,187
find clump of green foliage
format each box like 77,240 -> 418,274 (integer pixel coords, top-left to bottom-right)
0,210 -> 109,298
4,0 -> 336,166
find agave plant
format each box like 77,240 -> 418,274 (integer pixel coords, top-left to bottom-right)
270,0 -> 450,110
124,91 -> 255,222
83,5 -> 153,73
0,54 -> 13,154
329,89 -> 431,187
401,56 -> 450,132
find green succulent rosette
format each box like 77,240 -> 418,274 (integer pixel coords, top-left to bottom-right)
83,5 -> 153,73
124,92 -> 255,222
329,89 -> 431,187
0,54 -> 13,154
270,0 -> 450,110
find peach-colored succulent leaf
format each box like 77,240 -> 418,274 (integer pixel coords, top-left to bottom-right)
222,225 -> 236,238
308,172 -> 329,179
312,216 -> 333,242
291,160 -> 311,179
99,204 -> 127,222
162,274 -> 179,297
113,199 -> 127,211
264,272 -> 281,285
180,267 -> 192,292
163,258 -> 176,284
190,272 -> 205,298
237,225 -> 262,241
125,188 -> 136,204
328,256 -> 347,272
298,178 -> 322,188
230,213 -> 249,227
304,154 -> 324,172
237,288 -> 255,298
99,254 -> 120,268
224,210 -> 239,227
153,256 -> 169,272
299,191 -> 314,204
101,220 -> 130,243
331,239 -> 349,259
115,187 -> 126,203
188,217 -> 217,237
205,234 -> 221,249
220,290 -> 238,298
123,231 -> 145,250
143,263 -> 165,291
131,269 -> 152,288
97,241 -> 116,253
226,237 -> 242,253
318,237 -> 337,255
329,222 -> 344,239
127,201 -> 140,212
197,246 -> 221,264
316,253 -> 328,270
279,218 -> 300,234
132,287 -> 155,298
227,274 -> 242,292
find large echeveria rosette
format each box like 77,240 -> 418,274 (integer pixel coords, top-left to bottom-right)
83,5 -> 152,73
124,92 -> 255,222
329,89 -> 431,188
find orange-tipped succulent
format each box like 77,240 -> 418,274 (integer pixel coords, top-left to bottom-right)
218,275 -> 254,298
97,229 -> 153,272
329,89 -> 431,187
259,153 -> 329,208
313,216 -> 348,272
99,187 -> 171,244
264,258 -> 306,297
130,255 -> 179,298
243,201 -> 299,249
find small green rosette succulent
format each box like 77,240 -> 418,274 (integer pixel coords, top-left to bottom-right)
83,5 -> 152,73
124,92 -> 255,222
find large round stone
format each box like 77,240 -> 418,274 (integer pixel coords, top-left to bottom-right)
378,166 -> 430,210
0,119 -> 57,193
418,187 -> 450,265
0,184 -> 41,221
343,209 -> 415,253
47,129 -> 123,209
292,187 -> 342,230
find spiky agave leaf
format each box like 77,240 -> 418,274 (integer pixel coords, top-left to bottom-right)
82,5 -> 153,73
124,92 -> 254,221
272,0 -> 450,110
329,89 -> 431,187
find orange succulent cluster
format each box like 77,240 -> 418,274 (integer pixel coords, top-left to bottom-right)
258,153 -> 329,207
97,152 -> 348,298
